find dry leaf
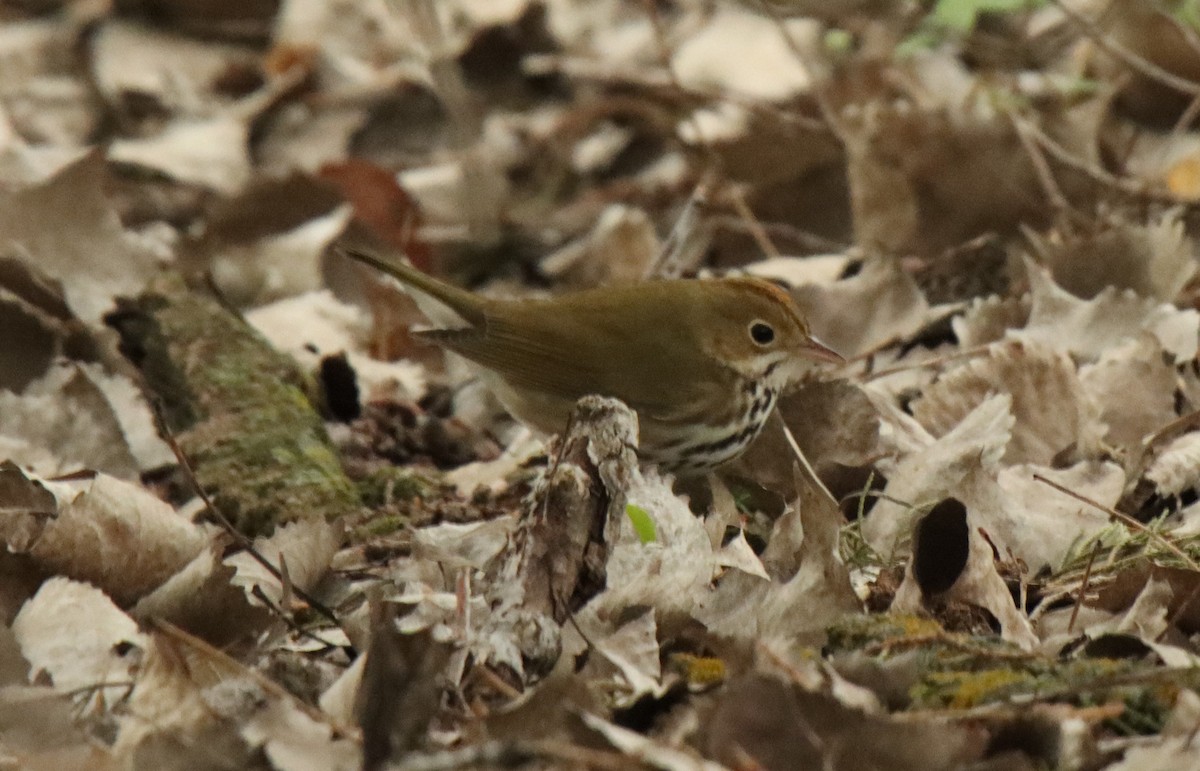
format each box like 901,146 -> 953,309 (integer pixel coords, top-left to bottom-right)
12,578 -> 146,695
30,473 -> 207,604
0,153 -> 158,324
794,259 -> 931,358
226,518 -> 341,608
911,339 -> 1104,465
1015,259 -> 1200,362
863,394 -> 1013,556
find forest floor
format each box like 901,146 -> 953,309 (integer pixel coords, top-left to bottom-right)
4,1 -> 1200,769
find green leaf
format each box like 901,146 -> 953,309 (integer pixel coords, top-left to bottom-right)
931,0 -> 1043,32
625,503 -> 657,544
823,28 -> 854,55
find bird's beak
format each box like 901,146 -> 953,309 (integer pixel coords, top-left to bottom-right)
798,334 -> 845,364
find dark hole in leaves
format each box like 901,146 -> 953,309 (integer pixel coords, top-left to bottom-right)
611,682 -> 689,734
838,259 -> 865,279
112,640 -> 137,657
898,314 -> 956,354
1082,634 -> 1155,661
320,353 -> 360,422
985,715 -> 1062,766
912,498 -> 969,596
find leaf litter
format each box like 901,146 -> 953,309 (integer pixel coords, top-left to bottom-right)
8,0 -> 1200,768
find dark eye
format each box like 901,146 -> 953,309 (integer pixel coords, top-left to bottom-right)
749,321 -> 775,345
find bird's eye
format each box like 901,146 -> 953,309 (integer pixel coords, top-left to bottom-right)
749,321 -> 775,345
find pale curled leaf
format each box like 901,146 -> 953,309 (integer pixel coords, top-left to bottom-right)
225,519 -> 340,608
0,460 -> 56,553
211,205 -> 353,306
952,294 -> 1030,348
0,153 -> 158,324
863,394 -> 1013,556
745,254 -> 852,287
1015,259 -> 1200,362
0,364 -> 141,479
109,114 -> 252,194
1079,337 -> 1176,450
671,9 -> 814,102
699,472 -> 858,643
410,515 -> 517,570
715,529 -> 768,580
1145,432 -> 1200,497
911,339 -> 1104,466
1030,209 -> 1196,304
12,578 -> 147,694
593,610 -> 664,703
581,711 -> 728,771
794,258 -> 932,359
964,460 -> 1123,573
132,545 -> 273,646
240,697 -> 359,771
893,510 -> 1037,650
245,290 -> 426,402
33,473 -> 207,604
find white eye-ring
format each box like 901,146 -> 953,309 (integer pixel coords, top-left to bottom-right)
749,321 -> 775,345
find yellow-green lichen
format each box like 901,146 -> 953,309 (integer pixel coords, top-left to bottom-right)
357,467 -> 433,509
825,613 -> 945,653
108,288 -> 362,536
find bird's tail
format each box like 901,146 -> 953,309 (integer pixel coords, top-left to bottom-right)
341,247 -> 487,327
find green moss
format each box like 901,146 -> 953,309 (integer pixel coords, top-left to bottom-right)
108,288 -> 362,536
912,656 -> 1185,734
825,613 -> 945,653
920,668 -> 1033,709
357,467 -> 432,508
825,613 -> 1195,736
354,515 -> 408,540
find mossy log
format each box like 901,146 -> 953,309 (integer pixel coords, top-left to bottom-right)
107,284 -> 361,536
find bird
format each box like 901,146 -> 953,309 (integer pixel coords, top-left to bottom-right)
345,248 -> 842,474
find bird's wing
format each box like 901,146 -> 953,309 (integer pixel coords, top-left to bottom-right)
416,314 -> 723,421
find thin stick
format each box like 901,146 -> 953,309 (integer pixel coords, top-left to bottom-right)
779,417 -> 838,507
858,344 -> 992,383
147,619 -> 356,735
1068,542 -> 1101,633
1033,474 -> 1200,571
1012,113 -> 1179,202
1051,0 -> 1200,98
727,185 -> 782,259
1009,112 -> 1076,221
150,401 -> 342,628
647,175 -> 715,280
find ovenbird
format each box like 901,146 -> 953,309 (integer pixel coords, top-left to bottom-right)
346,249 -> 842,473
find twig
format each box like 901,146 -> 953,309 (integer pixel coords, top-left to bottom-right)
1068,542 -> 1101,633
147,619 -> 358,736
249,584 -> 343,652
1009,112 -> 1077,222
470,663 -> 523,702
646,174 -> 716,280
727,185 -> 782,259
1033,474 -> 1200,571
1050,0 -> 1200,98
778,416 -> 838,508
858,344 -> 991,383
1010,113 -> 1181,202
1172,92 -> 1200,135
149,400 -> 342,628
